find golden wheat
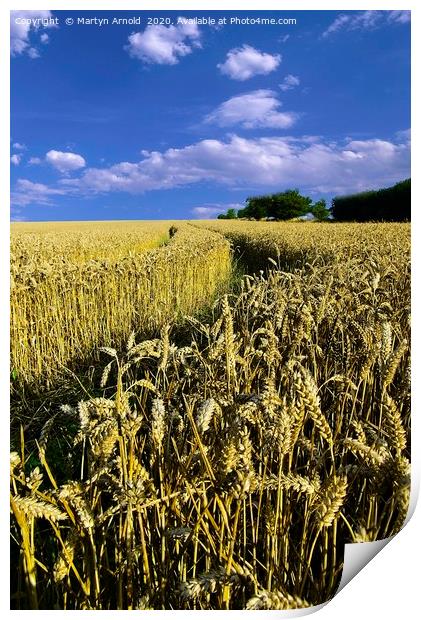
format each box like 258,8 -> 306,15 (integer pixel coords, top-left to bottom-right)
11,222 -> 231,387
10,221 -> 410,610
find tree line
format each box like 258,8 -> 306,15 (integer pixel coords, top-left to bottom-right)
217,179 -> 410,222
331,178 -> 410,222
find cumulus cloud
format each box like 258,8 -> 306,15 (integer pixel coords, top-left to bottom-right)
62,132 -> 410,198
11,154 -> 22,165
14,131 -> 410,208
395,128 -> 411,143
28,157 -> 42,165
192,203 -> 243,219
125,19 -> 201,65
11,179 -> 68,207
46,150 -> 86,174
205,90 -> 297,129
12,142 -> 26,150
10,10 -> 56,57
27,47 -> 40,59
279,74 -> 300,92
40,33 -> 49,44
322,10 -> 410,37
218,45 -> 281,81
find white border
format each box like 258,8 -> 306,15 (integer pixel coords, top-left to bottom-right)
2,2 -> 419,618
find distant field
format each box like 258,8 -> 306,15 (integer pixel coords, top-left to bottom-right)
10,220 -> 411,610
193,219 -> 411,270
11,220 -> 171,263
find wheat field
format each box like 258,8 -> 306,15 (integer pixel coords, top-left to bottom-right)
11,221 -> 231,388
10,221 -> 410,610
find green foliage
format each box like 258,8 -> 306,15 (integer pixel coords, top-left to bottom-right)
221,190 -> 315,221
218,209 -> 238,220
245,189 -> 312,221
332,179 -> 411,222
311,199 -> 330,221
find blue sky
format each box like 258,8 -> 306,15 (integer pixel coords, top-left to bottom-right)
10,9 -> 410,221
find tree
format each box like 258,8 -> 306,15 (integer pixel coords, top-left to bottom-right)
225,208 -> 238,219
271,190 -> 312,220
332,179 -> 410,222
242,189 -> 312,220
311,199 -> 330,221
217,208 -> 237,220
241,197 -> 268,220
218,189 -> 334,221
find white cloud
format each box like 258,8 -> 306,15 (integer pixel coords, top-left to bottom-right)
12,131 -> 410,209
40,33 -> 49,44
27,47 -> 40,59
218,45 -> 281,81
11,179 -> 68,207
387,10 -> 411,24
10,10 -> 56,57
205,90 -> 297,129
46,150 -> 86,174
11,154 -> 22,165
11,210 -> 27,222
12,142 -> 26,150
279,74 -> 300,92
322,10 -> 410,37
192,203 -> 243,219
28,157 -> 42,165
64,132 -> 410,197
125,19 -> 201,65
395,128 -> 411,143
